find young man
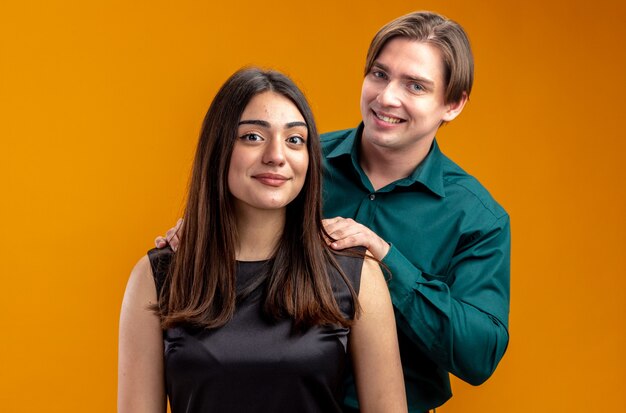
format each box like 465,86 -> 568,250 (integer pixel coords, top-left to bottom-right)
157,11 -> 510,413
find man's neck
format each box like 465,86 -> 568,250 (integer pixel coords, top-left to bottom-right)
359,136 -> 433,191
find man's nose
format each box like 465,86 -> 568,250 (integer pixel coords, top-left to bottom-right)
376,81 -> 402,107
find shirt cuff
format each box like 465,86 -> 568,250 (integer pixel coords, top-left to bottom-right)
383,244 -> 426,304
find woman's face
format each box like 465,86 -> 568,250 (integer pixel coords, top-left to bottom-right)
228,91 -> 309,215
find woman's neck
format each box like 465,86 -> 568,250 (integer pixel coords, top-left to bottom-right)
235,207 -> 285,261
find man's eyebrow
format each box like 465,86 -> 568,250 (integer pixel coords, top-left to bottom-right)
372,62 -> 390,72
406,75 -> 435,88
238,120 -> 307,128
372,61 -> 435,88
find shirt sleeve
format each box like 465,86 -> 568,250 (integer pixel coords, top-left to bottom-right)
384,214 -> 511,385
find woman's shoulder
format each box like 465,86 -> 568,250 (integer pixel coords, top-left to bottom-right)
146,246 -> 174,295
353,252 -> 387,308
122,254 -> 160,311
330,249 -> 365,292
327,249 -> 370,319
330,248 -> 385,293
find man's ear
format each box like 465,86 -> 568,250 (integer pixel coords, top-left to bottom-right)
442,92 -> 468,122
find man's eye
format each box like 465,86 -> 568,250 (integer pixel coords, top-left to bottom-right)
372,71 -> 386,79
409,83 -> 425,92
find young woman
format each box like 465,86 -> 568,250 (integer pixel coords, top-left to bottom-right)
118,68 -> 406,413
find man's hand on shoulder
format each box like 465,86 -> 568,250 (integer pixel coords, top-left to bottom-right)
323,217 -> 390,260
154,218 -> 183,251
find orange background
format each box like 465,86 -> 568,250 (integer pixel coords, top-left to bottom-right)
1,0 -> 625,412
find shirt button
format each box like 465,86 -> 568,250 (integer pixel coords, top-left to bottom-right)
369,194 -> 376,201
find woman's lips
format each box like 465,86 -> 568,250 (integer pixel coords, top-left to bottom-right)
253,173 -> 289,187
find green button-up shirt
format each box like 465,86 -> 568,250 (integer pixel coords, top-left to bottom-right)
321,125 -> 510,412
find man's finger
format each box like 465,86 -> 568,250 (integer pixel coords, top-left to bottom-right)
330,233 -> 363,250
322,217 -> 344,230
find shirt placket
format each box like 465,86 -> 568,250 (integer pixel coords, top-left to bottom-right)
354,191 -> 380,228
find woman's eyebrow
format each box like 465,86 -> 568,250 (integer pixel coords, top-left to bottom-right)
286,121 -> 307,128
239,120 -> 307,128
238,119 -> 270,127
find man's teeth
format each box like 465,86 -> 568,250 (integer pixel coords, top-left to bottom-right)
376,113 -> 402,124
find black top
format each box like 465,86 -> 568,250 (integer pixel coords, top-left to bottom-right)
147,247 -> 364,413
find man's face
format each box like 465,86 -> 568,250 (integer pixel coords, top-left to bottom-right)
360,37 -> 463,154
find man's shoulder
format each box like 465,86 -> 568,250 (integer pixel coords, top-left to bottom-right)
320,128 -> 357,150
439,152 -> 508,221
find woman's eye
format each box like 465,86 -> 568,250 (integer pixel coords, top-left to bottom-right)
287,136 -> 306,145
240,133 -> 263,142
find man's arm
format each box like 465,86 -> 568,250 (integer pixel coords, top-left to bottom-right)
325,215 -> 511,385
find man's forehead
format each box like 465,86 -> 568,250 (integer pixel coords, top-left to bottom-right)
374,39 -> 444,84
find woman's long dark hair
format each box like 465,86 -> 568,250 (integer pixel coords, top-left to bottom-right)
156,68 -> 360,330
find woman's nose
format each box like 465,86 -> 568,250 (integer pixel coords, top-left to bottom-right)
262,138 -> 286,166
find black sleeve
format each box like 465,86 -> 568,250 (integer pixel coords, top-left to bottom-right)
147,246 -> 174,297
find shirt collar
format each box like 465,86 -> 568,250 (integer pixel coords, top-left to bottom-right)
326,124 -> 362,161
326,123 -> 446,198
407,139 -> 446,197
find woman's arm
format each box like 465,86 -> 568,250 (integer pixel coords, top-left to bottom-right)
350,256 -> 407,413
118,255 -> 166,413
